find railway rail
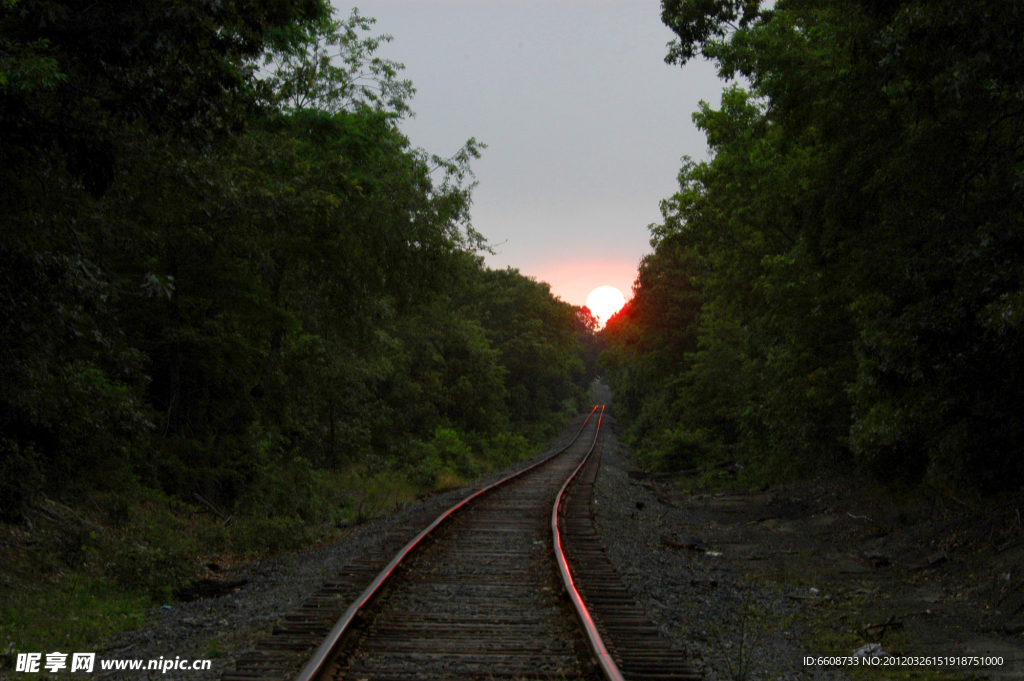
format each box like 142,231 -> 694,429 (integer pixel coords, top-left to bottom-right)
225,407 -> 698,681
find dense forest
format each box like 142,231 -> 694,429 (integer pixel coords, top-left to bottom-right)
603,0 -> 1024,491
0,0 -> 597,603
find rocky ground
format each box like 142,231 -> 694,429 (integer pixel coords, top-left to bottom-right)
592,414 -> 1024,681
29,421 -> 589,681
12,410 -> 1023,681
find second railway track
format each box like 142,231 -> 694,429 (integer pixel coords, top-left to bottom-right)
227,407 -> 699,681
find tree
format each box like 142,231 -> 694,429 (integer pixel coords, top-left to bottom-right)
261,8 -> 414,118
606,0 -> 1024,486
0,0 -> 595,525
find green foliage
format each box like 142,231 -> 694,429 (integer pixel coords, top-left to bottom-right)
486,431 -> 534,466
0,3 -> 596,656
470,267 -> 590,429
435,428 -> 479,478
262,8 -> 415,117
1,0 -> 593,575
0,36 -> 66,91
236,447 -> 340,523
0,575 -> 148,657
406,428 -> 478,491
230,516 -> 311,556
607,0 -> 1024,490
107,543 -> 192,602
406,452 -> 443,492
649,426 -> 714,473
92,492 -> 200,599
661,0 -> 764,66
0,0 -> 331,195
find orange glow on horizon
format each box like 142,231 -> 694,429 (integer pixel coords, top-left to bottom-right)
528,260 -> 636,310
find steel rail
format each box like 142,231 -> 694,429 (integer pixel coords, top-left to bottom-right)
551,405 -> 626,681
293,405 -> 601,681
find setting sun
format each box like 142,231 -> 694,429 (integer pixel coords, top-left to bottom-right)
586,286 -> 626,326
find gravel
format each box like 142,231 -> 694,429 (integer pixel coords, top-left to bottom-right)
68,409 -> 855,681
81,419 -> 589,681
91,498 -> 450,680
590,415 -> 848,681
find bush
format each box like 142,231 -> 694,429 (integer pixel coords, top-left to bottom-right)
238,451 -> 333,522
651,427 -> 713,473
107,544 -> 193,601
487,431 -> 531,466
103,491 -> 199,600
230,516 -> 309,555
407,453 -> 443,491
407,427 -> 479,491
432,428 -> 478,478
196,522 -> 230,553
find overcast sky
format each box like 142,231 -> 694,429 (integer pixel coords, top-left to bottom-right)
336,0 -> 726,308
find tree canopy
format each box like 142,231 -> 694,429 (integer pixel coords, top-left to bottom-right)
1,1 -> 595,522
603,0 -> 1024,489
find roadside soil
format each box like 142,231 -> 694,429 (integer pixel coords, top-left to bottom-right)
607,440 -> 1024,679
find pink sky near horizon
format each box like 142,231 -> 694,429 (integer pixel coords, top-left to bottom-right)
532,259 -> 637,310
345,0 -> 725,313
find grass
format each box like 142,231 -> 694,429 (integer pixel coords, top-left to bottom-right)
331,465 -> 421,524
798,595 -> 989,681
0,429 -> 553,673
0,574 -> 148,656
203,639 -> 225,659
0,492 -> 199,666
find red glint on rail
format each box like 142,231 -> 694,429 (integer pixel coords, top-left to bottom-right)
551,405 -> 626,681
293,406 -> 601,681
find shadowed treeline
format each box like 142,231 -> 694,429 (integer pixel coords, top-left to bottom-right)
0,0 -> 599,560
602,0 -> 1024,491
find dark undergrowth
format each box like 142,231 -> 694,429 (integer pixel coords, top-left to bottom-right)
0,421 -> 566,669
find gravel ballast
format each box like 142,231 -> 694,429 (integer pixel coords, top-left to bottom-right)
85,411 -> 848,681
591,415 -> 847,681
86,418 -> 591,681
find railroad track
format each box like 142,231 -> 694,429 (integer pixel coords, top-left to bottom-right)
226,408 -> 699,681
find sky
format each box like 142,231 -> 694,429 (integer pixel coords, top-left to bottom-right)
335,0 -> 726,308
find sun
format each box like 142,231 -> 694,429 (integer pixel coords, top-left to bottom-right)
586,286 -> 626,325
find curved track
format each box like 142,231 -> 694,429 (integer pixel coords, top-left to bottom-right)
558,419 -> 701,681
301,409 -> 604,681
225,408 -> 700,681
